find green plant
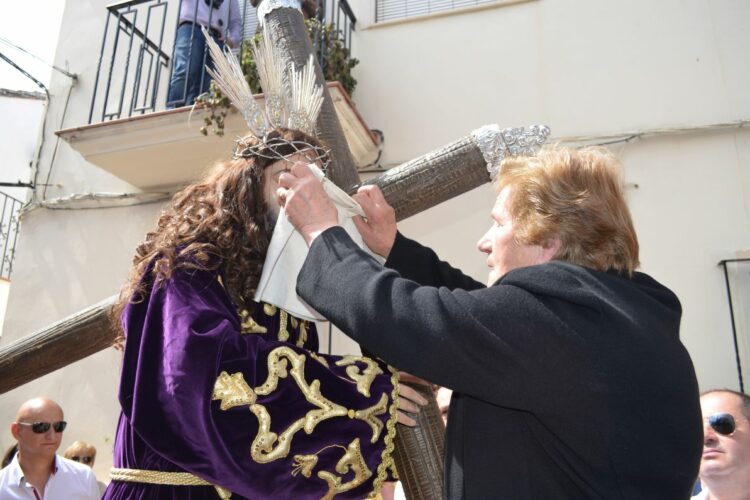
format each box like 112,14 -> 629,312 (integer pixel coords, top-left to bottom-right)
306,18 -> 359,96
195,83 -> 230,137
195,20 -> 358,137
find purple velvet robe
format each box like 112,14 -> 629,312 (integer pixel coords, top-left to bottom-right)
103,265 -> 398,499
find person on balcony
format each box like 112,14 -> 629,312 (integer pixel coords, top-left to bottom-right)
166,0 -> 244,108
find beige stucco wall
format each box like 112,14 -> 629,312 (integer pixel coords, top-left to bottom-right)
0,94 -> 44,202
0,93 -> 45,341
0,5 -> 169,474
1,0 -> 749,480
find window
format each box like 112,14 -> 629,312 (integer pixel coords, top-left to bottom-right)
375,0 -> 504,23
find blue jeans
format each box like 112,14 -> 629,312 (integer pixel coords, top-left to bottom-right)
166,23 -> 223,108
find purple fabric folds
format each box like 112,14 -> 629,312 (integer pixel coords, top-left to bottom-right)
103,266 -> 398,499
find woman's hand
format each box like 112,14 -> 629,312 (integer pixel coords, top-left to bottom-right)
352,185 -> 397,258
277,162 -> 339,245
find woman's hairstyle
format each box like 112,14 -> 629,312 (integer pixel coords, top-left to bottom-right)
112,128 -> 324,343
498,145 -> 639,274
63,441 -> 96,461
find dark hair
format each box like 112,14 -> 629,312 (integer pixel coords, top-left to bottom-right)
111,128 -> 325,345
2,443 -> 17,468
701,389 -> 750,421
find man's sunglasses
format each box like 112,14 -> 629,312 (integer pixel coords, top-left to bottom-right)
17,421 -> 67,434
707,413 -> 736,436
70,456 -> 93,464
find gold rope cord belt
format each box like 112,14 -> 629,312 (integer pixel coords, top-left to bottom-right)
110,467 -> 210,485
110,468 -> 231,498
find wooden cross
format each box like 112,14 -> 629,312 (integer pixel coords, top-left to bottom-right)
0,2 -> 523,498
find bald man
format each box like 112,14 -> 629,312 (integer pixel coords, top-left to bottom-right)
0,397 -> 99,499
694,390 -> 750,500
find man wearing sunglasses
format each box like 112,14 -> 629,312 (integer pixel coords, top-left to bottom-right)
0,397 -> 100,499
694,390 -> 750,500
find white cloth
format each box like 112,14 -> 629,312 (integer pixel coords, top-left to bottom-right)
0,455 -> 100,499
254,165 -> 383,321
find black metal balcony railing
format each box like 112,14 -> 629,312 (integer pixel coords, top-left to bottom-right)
719,258 -> 750,392
316,0 -> 356,68
88,0 -> 356,124
0,192 -> 22,280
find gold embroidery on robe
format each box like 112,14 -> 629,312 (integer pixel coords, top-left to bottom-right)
214,485 -> 232,499
296,320 -> 309,347
354,393 -> 388,443
239,309 -> 267,334
291,453 -> 320,478
247,347 -> 390,463
318,439 -> 372,500
212,371 -> 257,410
367,366 -> 400,499
211,345 -> 397,498
250,348 -> 347,462
278,310 -> 290,341
263,303 -> 278,316
309,352 -> 330,367
291,440 -> 371,499
335,356 -> 384,397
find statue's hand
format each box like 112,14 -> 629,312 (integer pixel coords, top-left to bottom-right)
353,185 -> 397,258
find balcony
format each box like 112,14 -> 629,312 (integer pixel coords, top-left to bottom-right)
57,0 -> 376,190
58,82 -> 376,189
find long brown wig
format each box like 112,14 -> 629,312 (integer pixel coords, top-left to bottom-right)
112,128 -> 325,344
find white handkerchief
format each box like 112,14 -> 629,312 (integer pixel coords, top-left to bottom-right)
254,165 -> 384,321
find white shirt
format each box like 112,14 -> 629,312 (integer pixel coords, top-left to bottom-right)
0,454 -> 100,500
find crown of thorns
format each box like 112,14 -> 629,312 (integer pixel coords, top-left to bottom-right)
233,136 -> 331,171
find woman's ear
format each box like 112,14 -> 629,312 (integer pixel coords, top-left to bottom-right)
541,237 -> 562,261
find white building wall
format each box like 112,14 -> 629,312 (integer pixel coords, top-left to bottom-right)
0,0 -> 167,479
0,92 -> 43,201
0,279 -> 9,339
0,0 -> 748,478
0,92 -> 44,340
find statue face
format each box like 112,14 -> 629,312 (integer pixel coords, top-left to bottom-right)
262,152 -> 320,220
